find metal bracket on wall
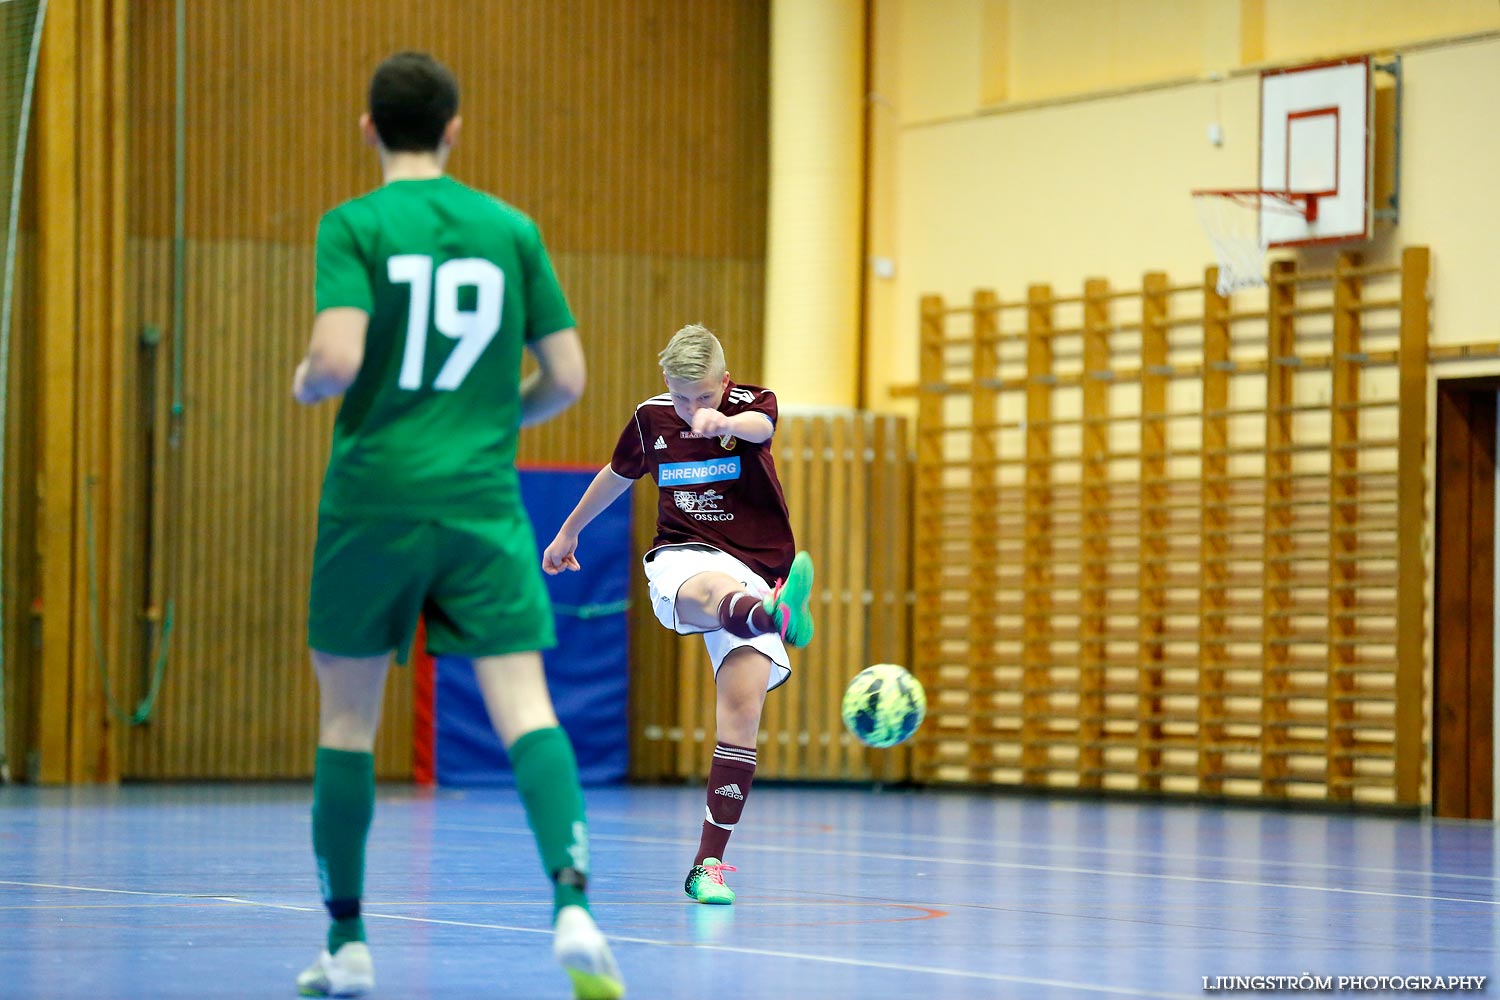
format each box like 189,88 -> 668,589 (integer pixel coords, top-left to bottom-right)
1373,55 -> 1402,225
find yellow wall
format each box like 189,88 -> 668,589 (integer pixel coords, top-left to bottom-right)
764,0 -> 866,408
1006,0 -> 1212,103
1260,0 -> 1500,65
868,7 -> 1500,410
893,0 -> 1500,119
896,0 -> 986,122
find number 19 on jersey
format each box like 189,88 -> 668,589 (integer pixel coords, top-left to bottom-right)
388,254 -> 504,392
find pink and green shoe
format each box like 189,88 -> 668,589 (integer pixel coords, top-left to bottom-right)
684,859 -> 737,905
764,551 -> 815,648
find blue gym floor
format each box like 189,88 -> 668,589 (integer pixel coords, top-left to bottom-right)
1,782 -> 1494,999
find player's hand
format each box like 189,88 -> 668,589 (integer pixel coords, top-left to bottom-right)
292,358 -> 319,405
691,408 -> 731,438
542,531 -> 582,575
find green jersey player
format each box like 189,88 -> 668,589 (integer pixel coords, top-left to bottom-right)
291,52 -> 623,1000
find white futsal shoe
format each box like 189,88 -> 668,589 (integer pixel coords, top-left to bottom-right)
296,941 -> 375,997
553,904 -> 626,999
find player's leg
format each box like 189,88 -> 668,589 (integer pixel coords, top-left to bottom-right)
473,652 -> 622,1000
644,547 -> 790,905
297,652 -> 389,997
473,652 -> 586,915
675,569 -> 775,635
674,554 -> 817,648
685,645 -> 772,905
300,517 -> 428,997
432,515 -> 622,1000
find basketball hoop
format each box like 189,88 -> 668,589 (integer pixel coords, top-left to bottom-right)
1192,189 -> 1319,296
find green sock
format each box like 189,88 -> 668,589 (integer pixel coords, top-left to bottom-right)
509,726 -> 591,917
312,747 -> 375,952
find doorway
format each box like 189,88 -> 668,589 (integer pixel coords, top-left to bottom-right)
1433,378 -> 1497,819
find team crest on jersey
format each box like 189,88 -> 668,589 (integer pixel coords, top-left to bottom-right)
672,489 -> 734,522
720,435 -> 737,451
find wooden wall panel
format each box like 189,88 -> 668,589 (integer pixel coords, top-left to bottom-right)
3,237 -> 39,780
519,253 -> 766,468
129,0 -> 769,258
119,1 -> 769,779
118,238 -> 413,779
4,8 -> 43,778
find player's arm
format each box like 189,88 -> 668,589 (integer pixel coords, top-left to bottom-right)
690,408 -> 774,444
541,466 -> 634,574
520,327 -> 585,427
293,307 -> 368,405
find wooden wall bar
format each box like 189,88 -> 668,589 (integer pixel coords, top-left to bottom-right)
1197,272 -> 1232,796
968,292 -> 1000,780
1078,279 -> 1109,788
906,247 -> 1465,806
1394,247 -> 1431,803
1020,286 -> 1055,784
629,412 -> 916,784
911,297 -> 945,780
1261,259 -> 1296,794
1137,272 -> 1170,791
1328,253 -> 1364,798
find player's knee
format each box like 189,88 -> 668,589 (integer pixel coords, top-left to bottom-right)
318,714 -> 380,752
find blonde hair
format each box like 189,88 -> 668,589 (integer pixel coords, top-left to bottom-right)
657,323 -> 726,380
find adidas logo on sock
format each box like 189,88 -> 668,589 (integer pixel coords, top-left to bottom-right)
714,783 -> 744,800
654,435 -> 667,450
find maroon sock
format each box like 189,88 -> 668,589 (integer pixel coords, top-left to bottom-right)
696,742 -> 757,865
716,592 -> 776,639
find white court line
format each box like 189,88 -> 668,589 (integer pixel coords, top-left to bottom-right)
0,880 -> 1197,999
429,823 -> 1500,908
573,804 -> 1500,885
796,826 -> 1500,886
0,880 -> 237,900
762,821 -> 1500,881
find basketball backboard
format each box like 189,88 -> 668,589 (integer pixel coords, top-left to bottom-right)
1260,56 -> 1373,247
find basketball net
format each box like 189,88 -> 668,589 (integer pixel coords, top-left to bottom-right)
1192,190 -> 1309,297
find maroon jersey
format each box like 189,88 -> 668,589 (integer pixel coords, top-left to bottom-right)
610,381 -> 796,583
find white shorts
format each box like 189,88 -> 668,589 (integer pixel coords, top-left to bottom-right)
642,543 -> 792,691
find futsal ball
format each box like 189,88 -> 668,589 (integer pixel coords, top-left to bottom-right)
841,663 -> 926,748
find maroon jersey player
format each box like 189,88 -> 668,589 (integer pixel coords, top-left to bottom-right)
542,323 -> 814,905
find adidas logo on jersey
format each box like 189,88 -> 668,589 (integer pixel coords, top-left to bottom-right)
713,783 -> 744,800
654,436 -> 667,450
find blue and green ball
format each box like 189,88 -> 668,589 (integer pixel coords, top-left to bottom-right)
841,663 -> 926,749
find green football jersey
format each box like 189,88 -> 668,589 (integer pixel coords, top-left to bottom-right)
313,176 -> 574,518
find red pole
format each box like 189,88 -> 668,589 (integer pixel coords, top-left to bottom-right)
412,618 -> 436,786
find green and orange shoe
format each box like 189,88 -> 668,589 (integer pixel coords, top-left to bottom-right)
684,859 -> 737,905
553,905 -> 626,1000
764,551 -> 815,648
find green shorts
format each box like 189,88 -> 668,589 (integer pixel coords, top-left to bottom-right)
308,514 -> 556,661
